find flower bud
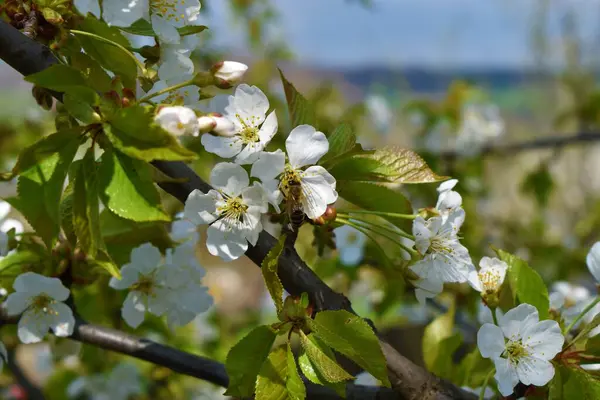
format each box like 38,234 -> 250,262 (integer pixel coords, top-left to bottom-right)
209,113 -> 236,137
211,61 -> 248,87
154,106 -> 199,137
323,205 -> 337,222
197,116 -> 217,134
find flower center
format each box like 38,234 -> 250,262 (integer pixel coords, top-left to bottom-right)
504,340 -> 529,363
132,276 -> 156,295
151,0 -> 186,22
219,197 -> 248,222
346,232 -> 359,245
479,269 -> 502,292
280,164 -> 303,200
30,293 -> 56,314
236,114 -> 260,144
428,236 -> 454,256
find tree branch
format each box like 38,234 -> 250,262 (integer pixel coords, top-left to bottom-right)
0,20 -> 476,399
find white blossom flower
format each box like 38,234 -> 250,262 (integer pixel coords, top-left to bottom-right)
251,125 -> 338,219
212,61 -> 248,86
67,363 -> 143,400
0,200 -> 24,257
155,106 -> 199,137
0,341 -> 6,373
197,113 -> 236,136
201,84 -> 278,164
102,0 -> 201,44
468,257 -> 507,294
334,225 -> 366,266
477,303 -> 564,396
5,272 -> 75,344
549,281 -> 591,310
171,212 -> 199,244
409,210 -> 473,299
184,163 -> 268,261
478,302 -> 504,325
109,243 -> 212,328
435,179 -> 462,221
586,241 -> 600,283
157,36 -> 199,85
456,104 -> 504,153
365,94 -> 392,134
412,276 -> 443,305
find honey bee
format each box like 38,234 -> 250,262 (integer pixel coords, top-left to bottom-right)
284,180 -> 305,231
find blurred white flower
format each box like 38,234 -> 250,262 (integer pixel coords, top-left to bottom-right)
456,104 -> 504,154
251,125 -> 338,220
155,106 -> 199,137
586,242 -> 600,283
212,61 -> 248,86
170,212 -> 199,244
73,0 -> 101,18
477,304 -> 564,396
184,163 -> 268,261
109,243 -> 212,328
201,84 -> 278,164
365,94 -> 392,134
68,363 -> 143,400
334,225 -> 366,266
549,281 -> 591,310
0,200 -> 24,257
5,272 -> 75,343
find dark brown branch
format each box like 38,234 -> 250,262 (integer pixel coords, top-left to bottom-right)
0,20 -> 475,400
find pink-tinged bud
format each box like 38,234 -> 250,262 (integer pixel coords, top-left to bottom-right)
209,113 -> 236,137
197,116 -> 217,135
212,61 -> 248,86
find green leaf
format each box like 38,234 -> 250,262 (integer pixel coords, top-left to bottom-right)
299,331 -> 353,383
104,106 -> 196,162
278,68 -> 317,128
337,181 -> 412,230
320,123 -> 359,164
556,365 -> 600,399
298,348 -> 346,398
87,248 -> 121,279
571,313 -> 600,346
422,301 -> 455,371
120,19 -> 208,37
14,132 -> 79,247
72,150 -> 102,258
286,343 -> 306,400
329,146 -> 448,184
25,65 -> 87,92
60,177 -> 77,246
495,248 -> 549,319
41,8 -> 63,24
12,129 -> 81,176
97,148 -> 170,222
63,92 -> 99,124
77,16 -> 137,88
548,369 -> 563,400
309,310 -> 389,386
0,250 -> 43,273
255,346 -> 288,400
67,51 -> 112,93
225,325 -> 277,397
261,234 -> 286,313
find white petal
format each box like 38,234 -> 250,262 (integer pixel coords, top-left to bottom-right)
300,168 -> 338,219
242,184 -> 268,213
522,320 -> 564,360
158,45 -> 195,84
286,125 -> 329,168
213,61 -> 248,84
1,219 -> 23,234
184,189 -> 219,225
241,210 -> 262,246
258,111 -> 278,144
225,84 -> 269,122
13,272 -> 70,301
436,190 -> 462,215
49,302 -> 75,337
102,0 -> 148,27
130,243 -> 162,274
0,201 -> 11,221
251,150 -> 285,182
110,264 -> 140,290
437,179 -> 458,192
467,268 -> 483,292
234,141 -> 264,165
516,356 -> 555,386
74,0 -> 101,17
5,292 -> 32,315
413,277 -> 443,304
201,134 -> 243,159
147,289 -> 170,316
587,242 -> 600,283
206,222 -> 248,261
255,180 -> 283,212
477,324 -> 505,359
210,163 -> 249,197
494,357 -> 519,396
412,217 -> 433,254
18,310 -> 53,343
151,14 -> 181,44
122,291 -> 146,328
155,106 -> 199,137
303,166 -> 338,200
499,303 -> 539,339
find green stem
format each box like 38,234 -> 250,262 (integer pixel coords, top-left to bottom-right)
336,218 -> 394,269
490,306 -> 499,326
338,217 -> 417,257
138,80 -> 193,103
338,209 -> 417,220
70,29 -> 146,73
564,297 -> 600,335
337,213 -> 414,240
479,369 -> 494,400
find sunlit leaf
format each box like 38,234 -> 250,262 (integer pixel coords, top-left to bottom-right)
286,343 -> 306,400
261,234 -> 286,313
255,346 -> 288,400
73,149 -> 103,258
279,69 -> 317,128
299,331 -> 353,383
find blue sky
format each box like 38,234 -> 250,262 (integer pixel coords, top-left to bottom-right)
207,0 -> 600,68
